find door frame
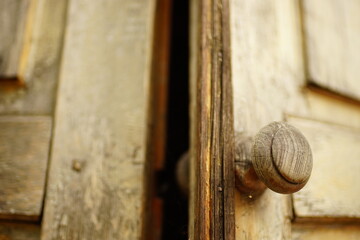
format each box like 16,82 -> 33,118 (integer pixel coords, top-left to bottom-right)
189,0 -> 235,239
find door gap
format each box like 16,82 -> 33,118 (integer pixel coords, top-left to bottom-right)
160,0 -> 189,239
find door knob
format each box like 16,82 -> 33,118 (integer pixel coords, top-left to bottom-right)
235,121 -> 313,197
176,122 -> 313,197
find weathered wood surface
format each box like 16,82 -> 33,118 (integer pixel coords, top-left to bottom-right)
230,0 -> 360,238
188,0 -> 199,238
0,0 -> 67,114
302,0 -> 360,100
146,0 -> 172,238
0,0 -> 29,78
304,87 -> 360,130
230,0 -> 307,238
0,116 -> 51,221
0,222 -> 40,240
292,224 -> 360,240
189,0 -> 235,239
41,0 -> 156,239
289,116 -> 360,218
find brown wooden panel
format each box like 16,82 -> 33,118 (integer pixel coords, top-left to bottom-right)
292,224 -> 360,240
230,0 -> 306,238
146,0 -> 172,239
189,0 -> 235,239
304,87 -> 360,130
0,0 -> 29,78
41,0 -> 156,239
0,116 -> 52,221
0,0 -> 67,114
303,0 -> 360,100
289,116 -> 360,219
188,0 -> 199,238
0,222 -> 39,240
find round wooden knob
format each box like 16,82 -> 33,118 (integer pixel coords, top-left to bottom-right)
252,122 -> 312,194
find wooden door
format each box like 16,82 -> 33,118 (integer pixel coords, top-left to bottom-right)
41,0 -> 164,239
189,0 -> 360,239
2,0 -> 360,239
0,0 -> 66,238
0,0 -> 166,239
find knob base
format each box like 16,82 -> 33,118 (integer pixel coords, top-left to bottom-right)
235,135 -> 267,197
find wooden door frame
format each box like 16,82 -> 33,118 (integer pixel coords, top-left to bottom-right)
189,0 -> 235,239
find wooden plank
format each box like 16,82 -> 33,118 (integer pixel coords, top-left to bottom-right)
0,222 -> 40,240
0,116 -> 52,221
292,224 -> 360,240
0,0 -> 67,114
0,0 -> 29,78
230,0 -> 307,239
188,0 -> 199,238
302,0 -> 360,100
289,116 -> 360,219
221,1 -> 235,239
146,0 -> 172,238
41,0 -> 156,239
189,0 -> 235,239
304,87 -> 360,130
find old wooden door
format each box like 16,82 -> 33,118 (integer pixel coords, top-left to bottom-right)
0,0 -> 165,239
189,0 -> 360,239
1,0 -> 360,239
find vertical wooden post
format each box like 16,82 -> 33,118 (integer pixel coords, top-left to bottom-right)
190,0 -> 235,239
144,0 -> 172,239
41,0 -> 157,239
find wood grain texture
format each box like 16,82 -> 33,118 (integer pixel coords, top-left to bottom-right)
292,224 -> 360,240
189,0 -> 235,239
146,0 -> 172,238
230,0 -> 306,238
288,116 -> 360,219
0,0 -> 29,77
0,116 -> 51,221
231,0 -> 360,237
41,0 -> 156,239
252,122 -> 312,194
302,0 -> 360,100
0,222 -> 40,240
0,0 -> 67,114
188,0 -> 199,238
304,87 -> 360,130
